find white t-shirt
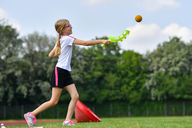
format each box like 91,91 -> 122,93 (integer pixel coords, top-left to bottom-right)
54,36 -> 76,71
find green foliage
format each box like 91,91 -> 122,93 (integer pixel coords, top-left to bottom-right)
18,32 -> 56,103
144,37 -> 192,100
0,19 -> 56,104
117,50 -> 148,103
1,18 -> 192,105
0,19 -> 23,103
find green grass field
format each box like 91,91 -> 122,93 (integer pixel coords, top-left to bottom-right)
6,116 -> 192,128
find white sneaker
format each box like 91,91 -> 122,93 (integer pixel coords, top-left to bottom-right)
24,112 -> 36,127
62,120 -> 75,126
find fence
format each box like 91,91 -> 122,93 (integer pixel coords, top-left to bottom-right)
0,101 -> 192,120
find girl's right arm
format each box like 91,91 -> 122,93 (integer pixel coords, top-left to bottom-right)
73,39 -> 110,46
49,48 -> 57,58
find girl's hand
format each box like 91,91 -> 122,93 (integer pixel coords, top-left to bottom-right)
102,40 -> 110,45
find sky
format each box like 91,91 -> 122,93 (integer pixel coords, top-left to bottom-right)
0,0 -> 192,54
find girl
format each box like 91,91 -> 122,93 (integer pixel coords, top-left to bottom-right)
24,19 -> 110,127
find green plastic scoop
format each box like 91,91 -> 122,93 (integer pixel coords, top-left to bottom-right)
101,30 -> 130,47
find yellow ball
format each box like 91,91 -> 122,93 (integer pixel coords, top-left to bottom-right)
135,15 -> 142,22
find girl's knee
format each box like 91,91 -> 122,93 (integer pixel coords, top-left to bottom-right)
76,93 -> 79,100
49,100 -> 58,107
72,93 -> 79,101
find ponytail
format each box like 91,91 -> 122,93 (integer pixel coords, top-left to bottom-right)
54,19 -> 69,56
55,36 -> 61,56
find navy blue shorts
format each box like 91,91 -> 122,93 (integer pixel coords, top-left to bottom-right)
51,67 -> 74,88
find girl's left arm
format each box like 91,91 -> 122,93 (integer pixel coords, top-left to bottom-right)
49,48 -> 57,58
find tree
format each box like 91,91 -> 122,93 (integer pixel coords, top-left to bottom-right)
0,19 -> 23,104
93,40 -> 122,103
116,50 -> 148,103
19,32 -> 56,103
144,37 -> 192,100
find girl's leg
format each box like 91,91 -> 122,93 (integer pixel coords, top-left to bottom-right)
64,84 -> 79,120
31,87 -> 62,116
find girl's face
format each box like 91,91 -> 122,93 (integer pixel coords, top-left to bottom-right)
62,21 -> 72,35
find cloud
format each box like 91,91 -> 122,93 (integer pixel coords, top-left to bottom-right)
0,7 -> 21,32
162,23 -> 192,41
0,8 -> 8,17
80,0 -> 114,6
122,23 -> 192,54
133,0 -> 180,12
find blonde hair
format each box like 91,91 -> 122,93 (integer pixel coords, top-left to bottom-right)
54,19 -> 69,56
